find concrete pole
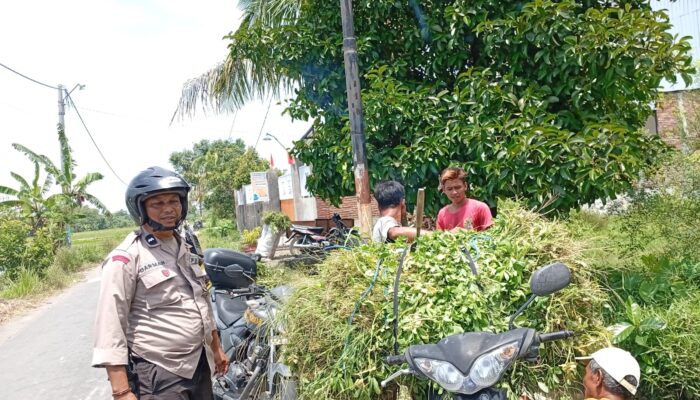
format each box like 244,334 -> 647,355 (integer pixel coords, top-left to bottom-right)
340,0 -> 372,237
290,159 -> 303,221
57,84 -> 66,169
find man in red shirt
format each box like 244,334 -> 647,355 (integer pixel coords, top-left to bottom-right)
436,167 -> 492,231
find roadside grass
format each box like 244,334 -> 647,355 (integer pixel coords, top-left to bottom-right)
0,227 -> 133,300
1,225 -> 240,302
198,228 -> 242,251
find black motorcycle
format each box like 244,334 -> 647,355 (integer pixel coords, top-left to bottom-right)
286,213 -> 360,256
204,248 -> 297,400
381,262 -> 575,400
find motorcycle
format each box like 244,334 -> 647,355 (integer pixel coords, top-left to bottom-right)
286,213 -> 360,256
381,262 -> 575,400
204,248 -> 297,400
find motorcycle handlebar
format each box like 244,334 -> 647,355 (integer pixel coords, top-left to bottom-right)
384,354 -> 407,365
538,330 -> 575,343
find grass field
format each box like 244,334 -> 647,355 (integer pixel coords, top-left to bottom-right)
73,227 -> 135,249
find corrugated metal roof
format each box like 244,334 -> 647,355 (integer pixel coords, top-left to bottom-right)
652,0 -> 700,91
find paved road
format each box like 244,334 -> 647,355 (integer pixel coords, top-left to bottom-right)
0,266 -> 111,400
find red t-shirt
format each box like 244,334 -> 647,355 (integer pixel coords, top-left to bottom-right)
436,199 -> 493,231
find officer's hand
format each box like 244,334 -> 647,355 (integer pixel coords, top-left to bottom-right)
213,347 -> 229,376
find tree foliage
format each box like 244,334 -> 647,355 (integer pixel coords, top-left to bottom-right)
178,0 -> 694,214
169,139 -> 269,219
12,127 -> 108,216
0,161 -> 61,231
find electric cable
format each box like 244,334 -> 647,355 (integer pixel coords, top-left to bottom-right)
253,98 -> 273,149
65,93 -> 128,185
227,110 -> 239,140
0,62 -> 59,90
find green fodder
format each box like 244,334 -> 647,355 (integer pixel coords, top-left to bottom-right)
278,200 -> 610,400
0,268 -> 42,299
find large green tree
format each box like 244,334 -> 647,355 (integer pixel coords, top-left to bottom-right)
176,0 -> 694,213
170,139 -> 269,219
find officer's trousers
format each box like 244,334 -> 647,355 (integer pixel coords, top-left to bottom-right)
130,349 -> 213,400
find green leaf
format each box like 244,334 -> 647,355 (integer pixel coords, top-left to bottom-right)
608,322 -> 635,343
639,317 -> 667,333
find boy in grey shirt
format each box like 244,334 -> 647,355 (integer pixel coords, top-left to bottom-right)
371,181 -> 430,243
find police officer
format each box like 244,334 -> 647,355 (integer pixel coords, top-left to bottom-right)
92,166 -> 228,399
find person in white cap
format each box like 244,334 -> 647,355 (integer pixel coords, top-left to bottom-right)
577,347 -> 641,400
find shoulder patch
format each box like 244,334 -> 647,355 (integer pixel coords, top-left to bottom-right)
112,255 -> 130,264
144,234 -> 158,247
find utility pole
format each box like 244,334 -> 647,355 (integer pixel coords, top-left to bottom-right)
57,84 -> 66,166
340,0 -> 372,237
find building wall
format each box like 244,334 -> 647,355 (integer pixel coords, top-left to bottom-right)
315,196 -> 381,221
656,89 -> 700,149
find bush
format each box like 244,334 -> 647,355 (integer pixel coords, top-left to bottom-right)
0,268 -> 42,299
242,227 -> 262,246
202,219 -> 236,239
567,152 -> 700,400
617,151 -> 700,260
199,226 -> 242,250
640,293 -> 700,398
279,201 -> 609,399
0,218 -> 30,278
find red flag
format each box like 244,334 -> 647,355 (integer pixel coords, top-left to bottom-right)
288,154 -> 294,165
269,154 -> 275,167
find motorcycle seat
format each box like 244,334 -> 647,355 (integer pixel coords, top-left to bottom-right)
292,225 -> 324,234
214,296 -> 248,328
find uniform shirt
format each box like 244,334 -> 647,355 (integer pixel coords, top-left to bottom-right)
92,229 -> 216,379
436,199 -> 493,231
372,216 -> 401,243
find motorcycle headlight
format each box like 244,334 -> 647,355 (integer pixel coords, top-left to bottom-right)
468,341 -> 519,387
414,358 -> 464,392
413,341 -> 519,395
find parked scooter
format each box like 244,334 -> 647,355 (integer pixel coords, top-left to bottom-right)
381,263 -> 575,400
204,248 -> 297,400
286,213 -> 359,256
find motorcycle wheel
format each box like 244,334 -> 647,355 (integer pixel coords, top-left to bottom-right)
289,237 -> 321,257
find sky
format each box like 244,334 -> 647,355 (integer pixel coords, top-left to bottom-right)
0,0 -> 311,212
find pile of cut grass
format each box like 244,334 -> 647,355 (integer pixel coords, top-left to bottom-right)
277,200 -> 610,399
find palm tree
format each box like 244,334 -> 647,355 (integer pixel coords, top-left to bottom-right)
0,161 -> 62,230
171,0 -> 302,120
12,127 -> 108,215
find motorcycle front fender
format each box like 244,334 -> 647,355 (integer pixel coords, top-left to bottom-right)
453,388 -> 507,400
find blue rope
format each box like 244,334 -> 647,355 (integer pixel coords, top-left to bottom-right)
466,234 -> 493,262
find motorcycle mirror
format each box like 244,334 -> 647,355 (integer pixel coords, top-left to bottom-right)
224,264 -> 245,278
508,263 -> 571,330
224,264 -> 256,283
530,263 -> 571,296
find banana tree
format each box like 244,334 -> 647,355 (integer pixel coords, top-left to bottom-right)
12,127 -> 108,215
0,161 -> 63,231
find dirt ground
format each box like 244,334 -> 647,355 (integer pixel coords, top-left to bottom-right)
0,297 -> 44,327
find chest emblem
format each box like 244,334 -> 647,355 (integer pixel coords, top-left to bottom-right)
162,269 -> 171,277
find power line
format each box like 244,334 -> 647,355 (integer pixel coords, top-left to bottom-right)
65,93 -> 128,186
227,110 -> 239,140
254,98 -> 273,149
0,62 -> 59,90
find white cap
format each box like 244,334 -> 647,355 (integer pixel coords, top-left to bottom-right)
576,347 -> 641,395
